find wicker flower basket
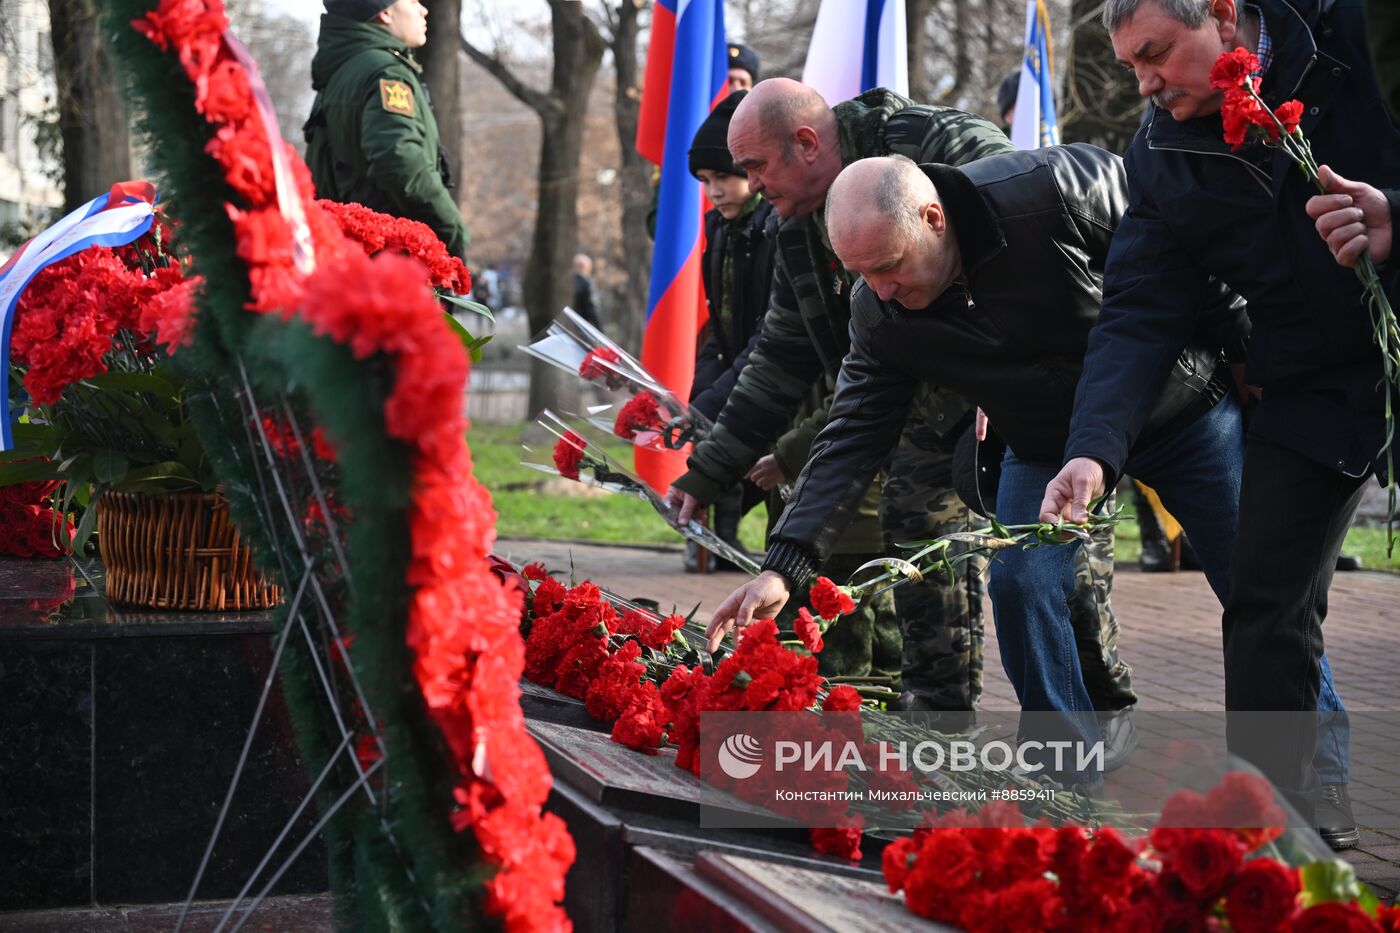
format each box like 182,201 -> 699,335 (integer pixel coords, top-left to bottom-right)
96,491 -> 281,611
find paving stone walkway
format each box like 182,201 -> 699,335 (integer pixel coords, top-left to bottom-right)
498,536 -> 1400,897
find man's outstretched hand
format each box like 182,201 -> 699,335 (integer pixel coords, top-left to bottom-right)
1039,457 -> 1106,524
705,571 -> 793,652
663,485 -> 701,526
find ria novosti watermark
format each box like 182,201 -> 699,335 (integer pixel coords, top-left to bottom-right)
717,732 -> 1104,782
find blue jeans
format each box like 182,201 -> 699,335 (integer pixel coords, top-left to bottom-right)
989,394 -> 1349,781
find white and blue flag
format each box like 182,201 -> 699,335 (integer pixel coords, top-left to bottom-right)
802,0 -> 908,104
0,183 -> 156,449
1012,0 -> 1060,149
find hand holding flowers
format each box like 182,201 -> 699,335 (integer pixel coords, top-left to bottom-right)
1211,47 -> 1400,554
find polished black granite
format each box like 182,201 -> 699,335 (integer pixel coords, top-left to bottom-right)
0,557 -> 275,640
0,643 -> 93,910
0,893 -> 334,932
0,557 -> 326,910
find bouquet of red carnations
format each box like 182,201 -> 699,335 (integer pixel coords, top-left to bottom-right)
519,308 -> 714,453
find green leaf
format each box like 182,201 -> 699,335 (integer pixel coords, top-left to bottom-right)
441,311 -> 478,350
112,461 -> 199,491
81,371 -> 180,399
71,495 -> 100,553
1299,860 -> 1366,907
92,450 -> 130,484
439,291 -> 495,321
0,460 -> 64,485
6,422 -> 51,447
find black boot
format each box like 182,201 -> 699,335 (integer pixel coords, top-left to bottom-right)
1099,710 -> 1140,772
888,692 -> 976,733
1317,783 -> 1359,850
711,489 -> 751,573
1336,553 -> 1363,572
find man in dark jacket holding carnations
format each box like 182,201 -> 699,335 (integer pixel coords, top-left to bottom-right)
1040,0 -> 1398,845
304,0 -> 469,260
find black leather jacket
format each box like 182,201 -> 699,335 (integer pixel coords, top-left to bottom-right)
763,144 -> 1247,582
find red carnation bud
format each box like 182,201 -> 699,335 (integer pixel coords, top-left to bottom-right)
1210,47 -> 1261,91
1274,99 -> 1304,136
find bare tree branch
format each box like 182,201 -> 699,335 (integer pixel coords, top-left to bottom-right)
459,34 -> 555,117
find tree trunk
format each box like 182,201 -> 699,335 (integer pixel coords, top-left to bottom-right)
907,0 -> 935,102
608,0 -> 650,356
418,0 -> 464,176
1060,0 -> 1143,154
48,0 -> 132,211
524,4 -> 606,416
461,3 -> 606,415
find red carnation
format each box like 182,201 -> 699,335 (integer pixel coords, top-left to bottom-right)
552,430 -> 587,480
612,681 -> 667,752
613,391 -> 664,440
1168,829 -> 1243,899
810,826 -> 863,861
1206,770 -> 1287,850
808,576 -> 855,620
521,562 -> 549,581
822,685 -> 862,712
579,346 -> 621,380
531,577 -> 567,616
1288,901 -> 1383,932
1274,99 -> 1304,136
796,606 -> 824,653
1225,859 -> 1300,933
199,59 -> 253,124
1210,47 -> 1261,91
882,837 -> 917,892
1222,83 -> 1271,150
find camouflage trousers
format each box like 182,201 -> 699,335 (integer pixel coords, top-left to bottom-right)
777,550 -> 903,682
879,388 -> 1136,712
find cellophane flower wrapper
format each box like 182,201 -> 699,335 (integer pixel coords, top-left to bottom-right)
518,308 -> 713,452
520,411 -> 759,574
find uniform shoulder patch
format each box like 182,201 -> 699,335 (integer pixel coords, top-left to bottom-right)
379,78 -> 415,116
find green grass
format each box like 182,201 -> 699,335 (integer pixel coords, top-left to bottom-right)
469,422 -> 1399,573
469,422 -> 769,550
1107,499 -> 1399,573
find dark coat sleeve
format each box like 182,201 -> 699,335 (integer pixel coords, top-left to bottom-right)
690,328 -> 761,422
765,283 -> 922,567
690,328 -> 727,406
673,262 -> 827,504
1062,148 -> 1211,481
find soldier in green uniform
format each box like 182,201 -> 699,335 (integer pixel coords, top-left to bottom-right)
304,0 -> 469,260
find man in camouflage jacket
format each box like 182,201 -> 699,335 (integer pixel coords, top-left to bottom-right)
667,79 -> 1137,726
304,0 -> 470,260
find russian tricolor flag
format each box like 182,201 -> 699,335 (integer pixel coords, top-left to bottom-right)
635,0 -> 728,493
801,0 -> 908,105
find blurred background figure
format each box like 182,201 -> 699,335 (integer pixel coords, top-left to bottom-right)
571,252 -> 600,328
726,42 -> 759,93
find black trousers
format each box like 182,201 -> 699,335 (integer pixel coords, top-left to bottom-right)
1223,435 -> 1367,816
